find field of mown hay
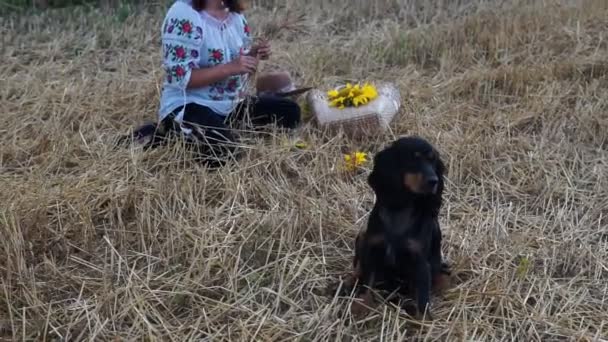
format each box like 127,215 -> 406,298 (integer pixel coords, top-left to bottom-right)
2,0 -> 608,340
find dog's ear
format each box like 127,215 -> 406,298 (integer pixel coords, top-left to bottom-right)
431,149 -> 446,213
435,150 -> 446,178
368,145 -> 402,204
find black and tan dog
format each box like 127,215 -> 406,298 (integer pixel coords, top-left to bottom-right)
346,136 -> 451,320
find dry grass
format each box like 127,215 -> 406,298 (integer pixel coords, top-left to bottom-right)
2,0 -> 608,340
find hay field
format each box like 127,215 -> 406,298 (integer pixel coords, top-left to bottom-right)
2,0 -> 608,340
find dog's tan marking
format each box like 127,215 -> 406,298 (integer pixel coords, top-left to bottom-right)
403,172 -> 424,193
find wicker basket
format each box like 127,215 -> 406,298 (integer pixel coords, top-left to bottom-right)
307,82 -> 401,136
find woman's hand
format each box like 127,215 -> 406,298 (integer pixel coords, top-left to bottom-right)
228,54 -> 259,75
250,40 -> 271,60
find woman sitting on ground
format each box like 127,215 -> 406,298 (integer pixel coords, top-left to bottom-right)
134,0 -> 301,165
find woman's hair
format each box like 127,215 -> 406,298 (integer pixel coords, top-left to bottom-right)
191,0 -> 244,13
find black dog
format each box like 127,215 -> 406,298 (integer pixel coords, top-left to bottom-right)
348,136 -> 450,319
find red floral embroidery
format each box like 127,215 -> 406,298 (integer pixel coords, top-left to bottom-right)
182,21 -> 192,34
243,18 -> 250,36
175,46 -> 186,59
209,81 -> 227,100
226,77 -> 239,92
208,49 -> 224,64
165,44 -> 191,63
166,65 -> 188,84
165,18 -> 201,40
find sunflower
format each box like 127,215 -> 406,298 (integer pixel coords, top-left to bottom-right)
327,82 -> 379,109
343,151 -> 369,171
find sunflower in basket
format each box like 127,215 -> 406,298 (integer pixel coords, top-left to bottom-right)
327,82 -> 379,109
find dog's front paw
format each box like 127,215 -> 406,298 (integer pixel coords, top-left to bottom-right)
403,303 -> 434,321
350,292 -> 374,318
323,271 -> 359,297
432,272 -> 451,293
415,310 -> 434,322
433,263 -> 452,294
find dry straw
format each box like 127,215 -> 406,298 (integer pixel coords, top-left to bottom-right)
2,0 -> 608,340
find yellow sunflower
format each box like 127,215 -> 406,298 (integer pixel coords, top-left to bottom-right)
327,82 -> 379,109
343,151 -> 369,171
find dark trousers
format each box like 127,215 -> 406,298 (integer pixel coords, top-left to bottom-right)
135,95 -> 301,166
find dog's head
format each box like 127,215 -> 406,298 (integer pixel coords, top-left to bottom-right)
368,136 -> 446,208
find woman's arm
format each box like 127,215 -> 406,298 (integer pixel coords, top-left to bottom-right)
186,54 -> 258,89
160,3 -> 205,91
186,64 -> 234,89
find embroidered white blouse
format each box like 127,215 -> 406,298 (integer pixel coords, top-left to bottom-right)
158,0 -> 252,123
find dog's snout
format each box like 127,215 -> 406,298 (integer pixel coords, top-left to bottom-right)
421,163 -> 438,191
424,165 -> 439,193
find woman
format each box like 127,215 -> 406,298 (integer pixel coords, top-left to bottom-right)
130,0 -> 301,165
